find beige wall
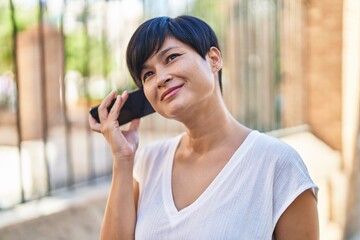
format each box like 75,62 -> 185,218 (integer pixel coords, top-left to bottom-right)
342,0 -> 360,236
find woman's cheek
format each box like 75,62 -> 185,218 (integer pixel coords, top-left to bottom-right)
144,89 -> 158,111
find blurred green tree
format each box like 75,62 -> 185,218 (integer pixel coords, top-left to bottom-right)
0,6 -> 13,74
0,3 -> 37,73
189,0 -> 229,48
0,3 -> 114,78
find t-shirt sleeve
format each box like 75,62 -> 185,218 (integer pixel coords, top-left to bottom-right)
272,148 -> 319,230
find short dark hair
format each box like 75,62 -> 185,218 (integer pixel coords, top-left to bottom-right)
126,15 -> 222,91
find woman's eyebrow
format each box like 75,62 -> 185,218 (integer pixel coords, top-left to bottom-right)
158,46 -> 180,58
142,46 -> 181,70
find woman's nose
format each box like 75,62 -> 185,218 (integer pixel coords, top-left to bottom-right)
156,71 -> 172,88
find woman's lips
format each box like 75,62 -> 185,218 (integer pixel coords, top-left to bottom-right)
161,85 -> 183,101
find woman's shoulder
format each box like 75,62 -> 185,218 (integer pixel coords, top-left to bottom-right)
135,133 -> 183,165
134,134 -> 182,182
247,131 -> 306,170
252,131 -> 300,157
250,131 -> 316,192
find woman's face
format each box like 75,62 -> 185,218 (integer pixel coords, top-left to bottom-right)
140,37 -> 222,120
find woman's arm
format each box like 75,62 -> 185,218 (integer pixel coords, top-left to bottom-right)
274,189 -> 319,240
99,166 -> 139,240
89,91 -> 140,240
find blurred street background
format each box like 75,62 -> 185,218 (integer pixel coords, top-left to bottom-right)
0,0 -> 359,239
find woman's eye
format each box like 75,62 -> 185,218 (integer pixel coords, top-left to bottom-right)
143,71 -> 153,81
166,54 -> 180,63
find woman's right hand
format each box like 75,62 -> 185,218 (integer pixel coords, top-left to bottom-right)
88,90 -> 140,163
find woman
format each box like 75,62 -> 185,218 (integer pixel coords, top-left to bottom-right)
89,15 -> 319,240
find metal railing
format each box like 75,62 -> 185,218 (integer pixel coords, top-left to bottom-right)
0,0 -> 306,209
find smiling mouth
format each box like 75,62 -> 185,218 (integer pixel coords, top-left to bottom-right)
161,85 -> 184,101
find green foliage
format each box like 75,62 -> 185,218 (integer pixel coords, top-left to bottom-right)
189,0 -> 229,50
0,4 -> 14,73
0,3 -> 38,74
65,30 -> 114,77
65,31 -> 87,75
0,2 -> 114,78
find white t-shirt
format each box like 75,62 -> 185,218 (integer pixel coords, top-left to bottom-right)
133,130 -> 318,240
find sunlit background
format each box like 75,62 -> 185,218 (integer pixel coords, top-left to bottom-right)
0,0 -> 359,239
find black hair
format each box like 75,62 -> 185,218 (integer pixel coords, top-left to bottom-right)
126,15 -> 222,91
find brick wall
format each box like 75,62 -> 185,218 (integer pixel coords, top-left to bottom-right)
17,24 -> 63,140
306,0 -> 343,151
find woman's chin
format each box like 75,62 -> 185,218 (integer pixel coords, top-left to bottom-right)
159,105 -> 186,120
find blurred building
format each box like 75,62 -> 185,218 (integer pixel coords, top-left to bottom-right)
305,0 -> 360,238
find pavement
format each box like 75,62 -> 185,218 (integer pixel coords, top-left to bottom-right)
0,180 -> 109,240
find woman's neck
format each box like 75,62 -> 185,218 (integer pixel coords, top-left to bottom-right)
181,107 -> 251,154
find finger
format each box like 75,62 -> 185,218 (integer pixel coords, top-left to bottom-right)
108,95 -> 122,120
129,118 -> 140,131
120,90 -> 129,105
98,90 -> 116,122
108,91 -> 129,120
88,114 -> 101,132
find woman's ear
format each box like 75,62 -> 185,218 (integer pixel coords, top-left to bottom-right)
208,47 -> 223,72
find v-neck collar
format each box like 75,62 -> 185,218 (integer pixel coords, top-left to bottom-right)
162,130 -> 259,218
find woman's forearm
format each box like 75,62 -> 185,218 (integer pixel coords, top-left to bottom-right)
100,160 -> 136,240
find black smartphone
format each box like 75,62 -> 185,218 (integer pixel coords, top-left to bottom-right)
89,88 -> 155,126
